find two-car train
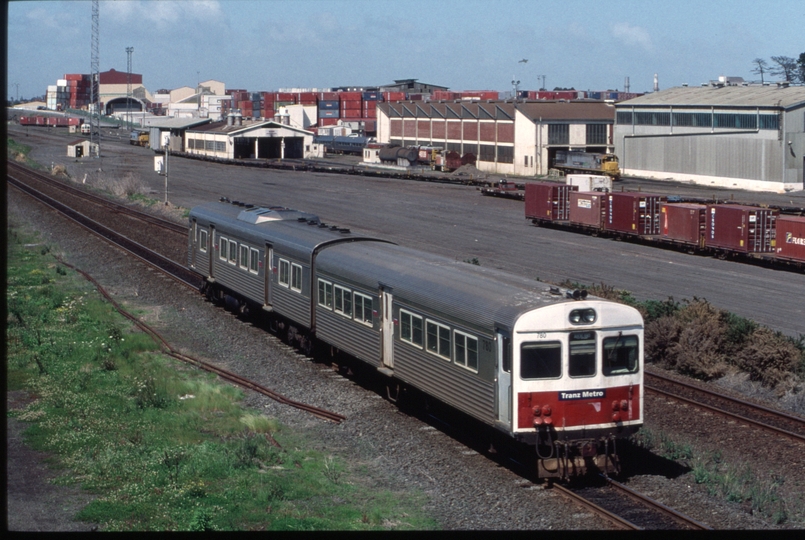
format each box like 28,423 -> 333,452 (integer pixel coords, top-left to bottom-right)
188,199 -> 644,479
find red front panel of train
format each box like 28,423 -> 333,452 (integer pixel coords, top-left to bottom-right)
775,216 -> 805,263
517,385 -> 640,429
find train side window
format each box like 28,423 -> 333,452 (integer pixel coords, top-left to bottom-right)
426,320 -> 451,360
249,248 -> 259,274
228,241 -> 237,264
520,342 -> 561,379
354,292 -> 373,326
278,259 -> 290,287
603,335 -> 640,375
569,331 -> 596,378
219,237 -> 228,261
318,279 -> 333,310
291,263 -> 303,292
334,285 -> 352,317
199,229 -> 208,253
400,309 -> 423,348
454,330 -> 479,372
239,245 -> 249,269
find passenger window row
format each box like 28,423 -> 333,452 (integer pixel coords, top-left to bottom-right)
400,309 -> 479,373
217,236 -> 260,275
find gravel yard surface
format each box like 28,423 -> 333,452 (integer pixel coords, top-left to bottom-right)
7,127 -> 801,530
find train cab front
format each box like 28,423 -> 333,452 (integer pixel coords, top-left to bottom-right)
511,299 -> 644,480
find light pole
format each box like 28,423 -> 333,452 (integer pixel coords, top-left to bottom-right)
163,140 -> 169,205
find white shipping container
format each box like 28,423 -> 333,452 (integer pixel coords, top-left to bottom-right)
566,174 -> 612,192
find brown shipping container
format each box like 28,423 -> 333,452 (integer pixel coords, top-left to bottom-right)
705,205 -> 778,253
569,192 -> 605,228
774,215 -> 805,263
661,203 -> 706,246
605,192 -> 665,235
525,182 -> 578,221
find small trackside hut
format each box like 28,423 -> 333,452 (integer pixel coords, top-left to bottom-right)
188,199 -> 644,480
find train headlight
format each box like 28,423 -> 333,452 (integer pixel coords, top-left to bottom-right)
569,308 -> 596,325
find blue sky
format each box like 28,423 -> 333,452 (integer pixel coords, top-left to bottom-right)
7,0 -> 804,100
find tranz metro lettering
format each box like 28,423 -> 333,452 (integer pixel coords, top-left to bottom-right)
786,232 -> 805,246
558,389 -> 606,400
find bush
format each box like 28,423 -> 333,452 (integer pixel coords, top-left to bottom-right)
735,327 -> 802,395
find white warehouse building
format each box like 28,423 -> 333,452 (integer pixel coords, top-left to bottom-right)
614,84 -> 805,192
376,100 -> 617,177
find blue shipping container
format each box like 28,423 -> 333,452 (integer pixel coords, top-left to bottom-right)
362,92 -> 380,101
318,109 -> 339,118
318,100 -> 340,110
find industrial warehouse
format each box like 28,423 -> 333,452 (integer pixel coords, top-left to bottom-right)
17,69 -> 805,192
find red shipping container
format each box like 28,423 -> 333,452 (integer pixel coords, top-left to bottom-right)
297,92 -> 317,104
364,120 -> 376,132
362,109 -> 377,118
605,192 -> 665,235
318,92 -> 338,101
383,92 -> 406,102
319,118 -> 338,126
276,92 -> 295,102
569,192 -> 606,228
525,182 -> 578,221
775,216 -> 805,263
661,203 -> 706,246
339,91 -> 362,100
705,205 -> 778,253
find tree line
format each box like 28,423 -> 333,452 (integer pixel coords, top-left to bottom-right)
751,53 -> 805,84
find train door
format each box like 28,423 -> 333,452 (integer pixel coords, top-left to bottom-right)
264,243 -> 273,308
380,285 -> 394,369
495,328 -> 512,426
208,225 -> 216,279
190,219 -> 198,268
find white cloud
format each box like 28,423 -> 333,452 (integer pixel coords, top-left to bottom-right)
611,22 -> 653,51
105,0 -> 224,28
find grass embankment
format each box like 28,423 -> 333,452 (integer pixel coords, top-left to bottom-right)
6,223 -> 437,531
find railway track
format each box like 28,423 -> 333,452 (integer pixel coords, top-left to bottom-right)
8,167 -> 347,425
646,371 -> 805,444
8,161 -> 803,528
550,478 -> 712,530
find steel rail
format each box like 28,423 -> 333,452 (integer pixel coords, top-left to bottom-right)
645,375 -> 805,444
647,371 -> 805,426
8,176 -> 201,290
10,176 -> 346,424
603,476 -> 712,530
7,161 -> 187,235
549,483 -> 638,530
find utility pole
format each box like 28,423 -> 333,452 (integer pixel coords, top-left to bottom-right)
11,83 -> 19,103
90,0 -> 101,158
126,46 -> 133,129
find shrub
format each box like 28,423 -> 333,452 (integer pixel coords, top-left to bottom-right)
734,327 -> 802,395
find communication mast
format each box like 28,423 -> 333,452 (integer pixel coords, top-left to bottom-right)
126,46 -> 133,129
90,0 -> 101,157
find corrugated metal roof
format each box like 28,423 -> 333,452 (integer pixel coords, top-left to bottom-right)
188,120 -> 313,136
142,117 -> 212,129
616,85 -> 805,109
379,100 -> 614,122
